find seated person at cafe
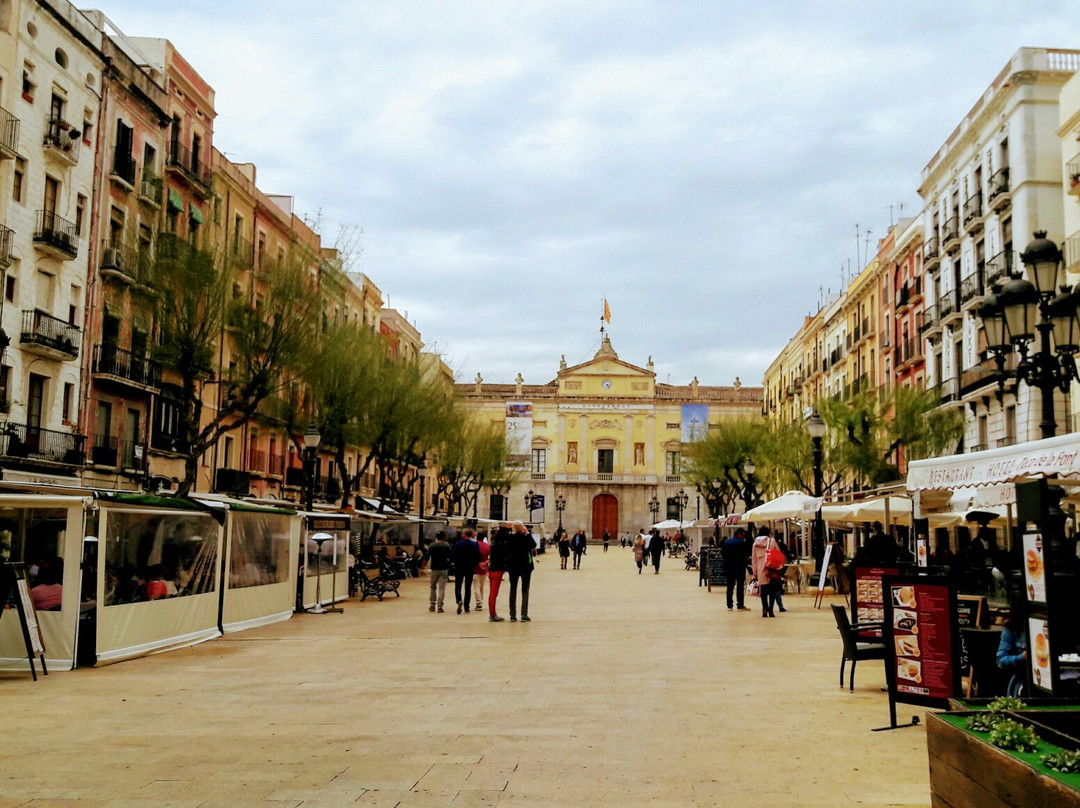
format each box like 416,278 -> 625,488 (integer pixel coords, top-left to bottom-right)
145,564 -> 177,600
30,557 -> 63,611
856,522 -> 899,565
996,598 -> 1028,697
394,545 -> 408,560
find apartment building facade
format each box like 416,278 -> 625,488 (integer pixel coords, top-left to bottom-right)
921,47 -> 1080,453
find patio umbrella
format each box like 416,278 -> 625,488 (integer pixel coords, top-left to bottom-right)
743,490 -> 823,522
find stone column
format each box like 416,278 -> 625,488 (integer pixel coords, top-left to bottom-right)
579,415 -> 589,474
557,412 -> 566,468
646,414 -> 656,473
623,414 -> 633,475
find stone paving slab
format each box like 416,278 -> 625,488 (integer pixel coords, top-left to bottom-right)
2,548 -> 931,806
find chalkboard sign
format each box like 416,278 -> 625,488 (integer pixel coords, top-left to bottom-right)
706,549 -> 727,592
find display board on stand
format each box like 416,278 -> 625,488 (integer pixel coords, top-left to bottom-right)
850,563 -> 905,639
0,563 -> 47,680
879,573 -> 960,731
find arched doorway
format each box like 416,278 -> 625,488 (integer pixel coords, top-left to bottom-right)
592,493 -> 618,540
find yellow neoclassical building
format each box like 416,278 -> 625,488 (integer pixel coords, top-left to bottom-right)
456,337 -> 763,537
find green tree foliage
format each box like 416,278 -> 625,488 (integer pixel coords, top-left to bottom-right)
432,412 -> 515,517
684,418 -> 770,515
151,237 -> 323,496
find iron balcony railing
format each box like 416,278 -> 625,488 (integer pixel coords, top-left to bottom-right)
0,421 -> 86,465
0,105 -> 19,156
923,235 -> 940,264
33,210 -> 78,258
139,168 -> 162,204
93,344 -> 161,388
939,290 -> 959,320
962,192 -> 983,226
167,141 -> 212,189
21,309 -> 81,356
268,453 -> 285,476
960,272 -> 984,303
100,240 -> 138,277
231,234 -> 253,268
942,215 -> 960,245
90,434 -> 118,467
150,429 -> 190,454
988,168 -> 1010,205
248,448 -> 267,473
44,116 -> 81,162
985,249 -> 1014,288
928,377 -> 959,404
920,304 -> 939,332
111,151 -> 136,185
119,438 -> 146,470
0,224 -> 13,267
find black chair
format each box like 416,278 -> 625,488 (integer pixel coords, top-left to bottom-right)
962,627 -> 1008,698
831,604 -> 887,692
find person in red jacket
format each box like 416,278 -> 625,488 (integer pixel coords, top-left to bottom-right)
474,530 -> 490,611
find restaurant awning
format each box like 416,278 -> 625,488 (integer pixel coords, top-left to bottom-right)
906,431 -> 1080,492
743,490 -> 823,521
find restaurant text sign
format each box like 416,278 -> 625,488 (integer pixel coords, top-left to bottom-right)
883,575 -> 960,713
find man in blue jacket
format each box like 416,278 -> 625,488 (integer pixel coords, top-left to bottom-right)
571,529 -> 587,569
452,528 -> 481,614
721,528 -> 751,610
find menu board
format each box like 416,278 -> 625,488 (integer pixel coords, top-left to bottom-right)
1022,533 -> 1047,604
883,574 -> 960,712
851,565 -> 900,638
1029,616 -> 1052,694
706,549 -> 727,590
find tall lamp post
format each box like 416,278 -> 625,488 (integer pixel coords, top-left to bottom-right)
742,458 -> 757,513
675,488 -> 689,531
978,231 -> 1080,440
417,458 -> 426,519
303,423 -> 321,512
805,410 -> 827,570
524,489 -> 536,520
555,493 -> 566,533
648,493 -> 660,526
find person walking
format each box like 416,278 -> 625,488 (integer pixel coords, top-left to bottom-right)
487,525 -> 511,622
452,528 -> 481,614
427,531 -> 452,613
507,521 -> 535,622
632,529 -> 645,574
721,528 -> 751,610
751,526 -> 782,617
603,529 -> 610,553
649,528 -> 664,574
571,529 -> 587,570
773,535 -> 789,613
557,529 -> 571,570
473,530 -> 490,611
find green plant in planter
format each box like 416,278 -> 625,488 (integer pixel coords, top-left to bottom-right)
1041,748 -> 1080,773
988,718 -> 1041,753
965,697 -> 1028,732
986,696 -> 1026,712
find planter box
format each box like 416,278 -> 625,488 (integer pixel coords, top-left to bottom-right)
927,711 -> 1080,807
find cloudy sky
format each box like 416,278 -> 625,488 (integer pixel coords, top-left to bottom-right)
90,1 -> 1080,388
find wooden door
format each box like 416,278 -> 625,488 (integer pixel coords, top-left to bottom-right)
591,493 -> 618,540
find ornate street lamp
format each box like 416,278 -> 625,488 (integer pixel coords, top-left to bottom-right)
555,493 -> 566,532
742,457 -> 757,512
648,493 -> 660,524
303,423 -> 321,512
979,232 -> 1080,439
417,457 -> 427,519
805,410 -> 827,570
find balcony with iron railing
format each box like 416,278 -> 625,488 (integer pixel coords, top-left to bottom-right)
33,210 -> 78,259
985,248 -> 1014,288
92,344 -> 161,389
0,422 -> 86,465
928,376 -> 959,404
100,240 -> 139,281
1069,154 -> 1080,197
150,429 -> 190,455
0,224 -> 13,268
923,235 -> 941,267
268,453 -> 285,477
0,105 -> 19,159
938,289 -> 960,323
89,434 -> 118,467
110,150 -> 136,187
248,448 -> 267,474
897,337 -> 922,367
1066,232 -> 1080,274
120,438 -> 146,470
988,167 -> 1010,209
43,116 -> 81,165
960,272 -> 984,304
942,215 -> 960,247
139,168 -> 162,207
21,309 -> 80,359
962,192 -> 983,229
230,234 -> 253,269
919,303 -> 940,334
960,353 -> 1020,396
166,141 -> 213,193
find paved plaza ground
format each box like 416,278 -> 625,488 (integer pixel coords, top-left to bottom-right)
2,547 -> 933,807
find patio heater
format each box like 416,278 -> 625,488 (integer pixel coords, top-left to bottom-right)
303,423 -> 321,512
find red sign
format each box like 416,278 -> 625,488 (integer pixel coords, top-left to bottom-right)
885,577 -> 957,704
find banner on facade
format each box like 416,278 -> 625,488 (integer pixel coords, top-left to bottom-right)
681,404 -> 709,443
505,402 -> 533,470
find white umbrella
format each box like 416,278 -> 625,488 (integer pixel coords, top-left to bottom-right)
844,495 -> 913,524
743,490 -> 823,521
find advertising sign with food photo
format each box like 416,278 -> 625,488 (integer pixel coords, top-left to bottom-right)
882,575 -> 960,711
852,565 -> 900,639
1022,533 -> 1046,603
1028,616 -> 1052,694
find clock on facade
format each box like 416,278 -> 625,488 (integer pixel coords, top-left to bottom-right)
602,379 -> 612,390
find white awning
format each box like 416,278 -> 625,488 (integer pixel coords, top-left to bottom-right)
906,431 -> 1080,492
